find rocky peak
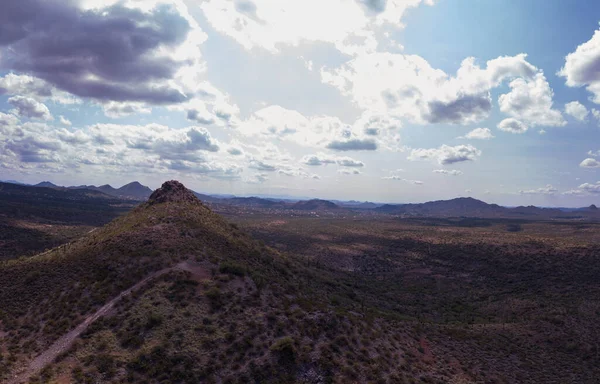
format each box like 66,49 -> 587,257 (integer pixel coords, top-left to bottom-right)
148,180 -> 199,205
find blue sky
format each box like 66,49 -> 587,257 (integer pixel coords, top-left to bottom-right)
1,0 -> 600,206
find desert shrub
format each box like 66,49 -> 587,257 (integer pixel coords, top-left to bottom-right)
205,287 -> 223,310
506,223 -> 523,232
219,262 -> 246,277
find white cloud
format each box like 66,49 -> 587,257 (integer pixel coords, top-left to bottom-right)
382,175 -> 423,184
8,96 -> 53,120
519,184 -> 558,195
559,28 -> 600,104
580,158 -> 600,168
408,144 -> 481,165
587,150 -> 600,157
433,169 -> 463,176
59,116 -> 72,126
497,118 -> 528,134
579,182 -> 600,194
200,0 -> 431,55
301,153 -> 365,167
102,102 -> 152,119
564,101 -> 589,121
498,73 -> 565,127
460,127 -> 494,140
0,73 -> 81,104
238,105 -> 398,151
322,53 -> 543,125
592,108 -> 600,123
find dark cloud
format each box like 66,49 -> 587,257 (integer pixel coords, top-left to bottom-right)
426,93 -> 492,125
326,138 -> 377,151
0,0 -> 192,104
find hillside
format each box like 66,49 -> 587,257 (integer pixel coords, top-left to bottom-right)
1,181 -> 418,383
3,181 -> 600,383
0,182 -> 135,260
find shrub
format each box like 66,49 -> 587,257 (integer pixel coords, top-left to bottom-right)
219,262 -> 246,277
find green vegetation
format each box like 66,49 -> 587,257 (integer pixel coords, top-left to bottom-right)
3,182 -> 600,383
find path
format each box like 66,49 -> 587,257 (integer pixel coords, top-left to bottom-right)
7,262 -> 196,384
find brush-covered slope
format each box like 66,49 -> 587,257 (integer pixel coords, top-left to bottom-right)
1,181 -> 440,384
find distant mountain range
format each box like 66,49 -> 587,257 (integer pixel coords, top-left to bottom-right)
375,197 -> 600,219
30,181 -> 153,200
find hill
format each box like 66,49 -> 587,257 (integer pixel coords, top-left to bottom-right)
290,198 -> 340,211
116,181 -> 153,200
0,182 -> 136,260
2,181 -> 412,383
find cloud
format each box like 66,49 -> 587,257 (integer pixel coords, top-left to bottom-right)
579,182 -> 600,194
0,73 -> 80,104
559,28 -> 600,104
326,138 -> 377,151
587,150 -> 600,157
338,168 -> 361,175
498,73 -> 565,127
0,112 -> 20,128
103,102 -> 152,119
580,158 -> 600,168
519,184 -> 558,195
459,127 -> 494,140
245,173 -> 269,184
200,0 -> 431,55
564,101 -> 589,121
336,157 -> 365,167
433,169 -> 463,176
322,53 -> 543,125
239,106 -> 399,152
8,96 -> 53,120
59,116 -> 72,126
497,118 -> 528,134
0,0 -> 209,106
302,153 -> 365,167
408,144 -> 481,165
248,159 -> 278,172
381,175 -> 423,184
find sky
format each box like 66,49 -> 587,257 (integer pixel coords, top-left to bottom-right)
2,0 -> 600,206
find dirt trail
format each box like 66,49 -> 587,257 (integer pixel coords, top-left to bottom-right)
7,261 -> 197,384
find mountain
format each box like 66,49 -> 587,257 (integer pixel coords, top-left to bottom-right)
117,181 -> 153,200
69,182 -> 152,200
375,196 -> 600,219
34,181 -> 59,188
225,196 -> 285,208
290,198 -> 340,211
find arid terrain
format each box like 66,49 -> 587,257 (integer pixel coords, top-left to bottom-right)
1,181 -> 599,383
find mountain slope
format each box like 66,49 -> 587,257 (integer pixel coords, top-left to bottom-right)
0,181 -> 352,383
